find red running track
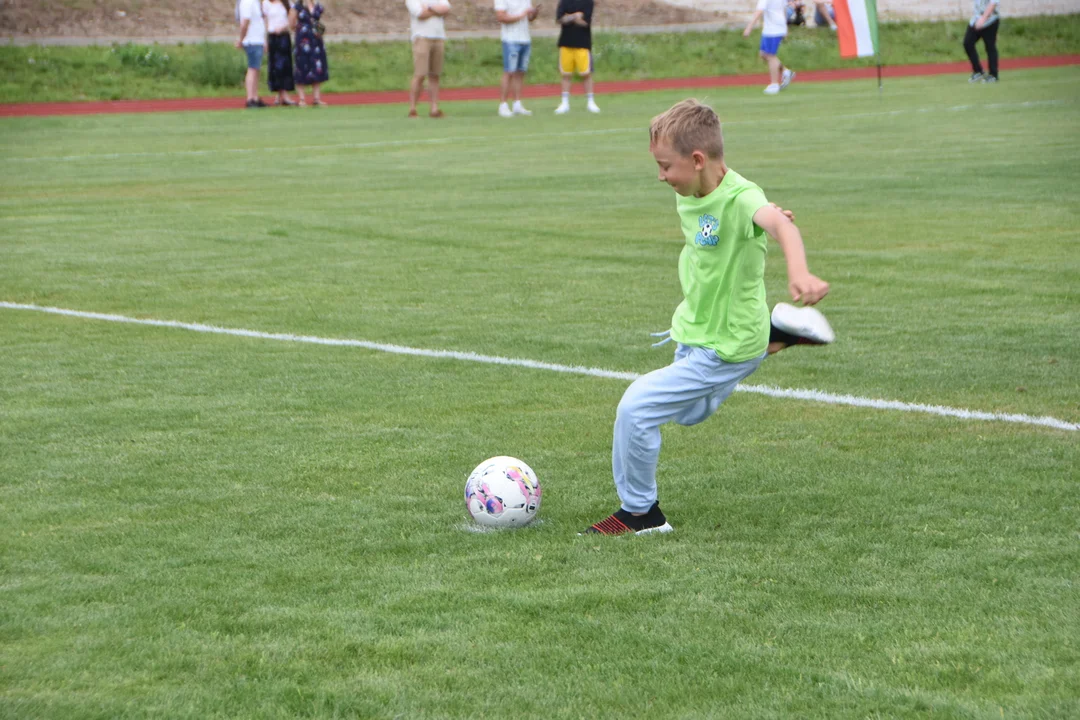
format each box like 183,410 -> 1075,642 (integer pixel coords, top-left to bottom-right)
2,55 -> 1076,118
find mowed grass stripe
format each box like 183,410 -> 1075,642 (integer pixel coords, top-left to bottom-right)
3,98 -> 1069,164
3,301 -> 1077,432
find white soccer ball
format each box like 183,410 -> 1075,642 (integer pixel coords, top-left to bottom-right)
464,456 -> 542,528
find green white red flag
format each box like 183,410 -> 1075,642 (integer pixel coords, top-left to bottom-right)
834,0 -> 880,58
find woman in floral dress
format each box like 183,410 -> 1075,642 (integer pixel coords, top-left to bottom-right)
289,1 -> 330,105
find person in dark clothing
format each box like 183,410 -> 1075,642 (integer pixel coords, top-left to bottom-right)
964,0 -> 1000,83
264,0 -> 297,105
554,0 -> 599,114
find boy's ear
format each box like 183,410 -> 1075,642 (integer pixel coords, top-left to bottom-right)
691,150 -> 708,170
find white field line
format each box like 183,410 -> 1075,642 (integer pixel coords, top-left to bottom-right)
3,301 -> 1077,432
3,100 -> 1065,164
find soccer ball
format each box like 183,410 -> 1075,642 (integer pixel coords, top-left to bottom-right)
464,456 -> 542,528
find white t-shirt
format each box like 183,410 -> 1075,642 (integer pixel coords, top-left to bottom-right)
494,0 -> 532,44
406,0 -> 451,40
969,0 -> 999,27
237,0 -> 267,45
755,0 -> 788,37
262,0 -> 290,33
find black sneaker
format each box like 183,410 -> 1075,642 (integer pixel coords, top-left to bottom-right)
583,502 -> 673,536
969,72 -> 985,83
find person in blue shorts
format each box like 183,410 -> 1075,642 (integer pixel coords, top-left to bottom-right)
495,0 -> 540,117
744,0 -> 795,95
235,0 -> 267,108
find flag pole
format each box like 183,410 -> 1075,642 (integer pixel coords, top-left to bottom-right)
876,56 -> 882,92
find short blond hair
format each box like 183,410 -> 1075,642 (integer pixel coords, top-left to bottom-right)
649,99 -> 724,160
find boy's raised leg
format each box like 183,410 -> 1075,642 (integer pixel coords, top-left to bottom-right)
768,303 -> 835,353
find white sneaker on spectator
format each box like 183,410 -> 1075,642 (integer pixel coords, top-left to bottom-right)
554,102 -> 570,114
781,69 -> 796,89
512,101 -> 532,116
586,99 -> 601,113
764,84 -> 780,95
498,102 -> 514,118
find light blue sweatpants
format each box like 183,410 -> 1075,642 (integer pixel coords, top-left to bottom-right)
612,343 -> 766,513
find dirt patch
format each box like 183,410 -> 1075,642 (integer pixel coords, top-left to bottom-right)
0,0 -> 727,40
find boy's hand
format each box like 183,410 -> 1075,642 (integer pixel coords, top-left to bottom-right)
743,27 -> 752,37
789,273 -> 830,305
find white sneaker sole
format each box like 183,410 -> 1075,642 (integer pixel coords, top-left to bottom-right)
771,302 -> 835,344
577,521 -> 675,537
635,522 -> 674,535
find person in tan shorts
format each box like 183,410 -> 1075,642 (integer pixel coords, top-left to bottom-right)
406,1 -> 452,117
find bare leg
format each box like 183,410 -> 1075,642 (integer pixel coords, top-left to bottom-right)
428,74 -> 441,113
313,82 -> 322,104
409,75 -> 425,113
766,55 -> 782,85
500,72 -> 511,104
561,74 -> 573,94
583,74 -> 594,95
511,72 -> 524,103
245,68 -> 259,101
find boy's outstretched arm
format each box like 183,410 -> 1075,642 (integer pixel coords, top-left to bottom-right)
752,205 -> 830,305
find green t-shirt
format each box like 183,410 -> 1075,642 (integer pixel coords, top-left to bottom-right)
669,169 -> 771,363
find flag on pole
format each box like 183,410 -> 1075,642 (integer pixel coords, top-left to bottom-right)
833,0 -> 880,58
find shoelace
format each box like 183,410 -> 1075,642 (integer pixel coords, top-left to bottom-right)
649,329 -> 673,347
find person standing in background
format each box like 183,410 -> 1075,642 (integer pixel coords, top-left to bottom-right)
964,0 -> 1000,83
554,0 -> 599,114
495,0 -> 539,117
291,0 -> 330,105
263,0 -> 297,105
235,0 -> 267,108
406,0 -> 452,118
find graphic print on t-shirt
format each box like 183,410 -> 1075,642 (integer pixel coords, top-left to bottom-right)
695,214 -> 720,246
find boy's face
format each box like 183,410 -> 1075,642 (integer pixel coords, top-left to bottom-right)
650,139 -> 705,197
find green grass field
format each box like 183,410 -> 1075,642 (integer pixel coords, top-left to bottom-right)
2,15 -> 1079,102
2,69 -> 1078,718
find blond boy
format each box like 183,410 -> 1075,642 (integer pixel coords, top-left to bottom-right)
585,99 -> 833,535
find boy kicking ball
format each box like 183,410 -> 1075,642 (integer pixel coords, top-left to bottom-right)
744,0 -> 795,95
584,99 -> 832,536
